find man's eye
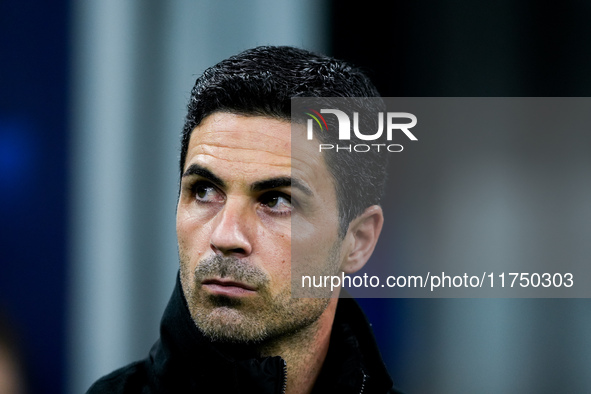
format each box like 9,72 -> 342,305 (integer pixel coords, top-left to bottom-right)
261,193 -> 292,214
193,183 -> 222,203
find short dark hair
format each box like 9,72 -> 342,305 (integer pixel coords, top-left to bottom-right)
181,46 -> 387,236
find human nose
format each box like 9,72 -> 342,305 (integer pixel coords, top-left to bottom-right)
209,198 -> 253,257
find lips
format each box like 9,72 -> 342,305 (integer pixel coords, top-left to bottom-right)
201,278 -> 257,297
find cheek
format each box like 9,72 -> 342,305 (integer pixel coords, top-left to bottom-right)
291,216 -> 342,279
292,220 -> 338,256
257,231 -> 292,288
178,197 -> 220,222
177,212 -> 212,264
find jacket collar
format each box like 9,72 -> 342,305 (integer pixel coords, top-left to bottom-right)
147,273 -> 393,393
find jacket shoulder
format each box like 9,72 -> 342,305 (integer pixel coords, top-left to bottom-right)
86,361 -> 150,394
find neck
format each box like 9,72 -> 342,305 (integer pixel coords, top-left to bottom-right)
258,298 -> 338,394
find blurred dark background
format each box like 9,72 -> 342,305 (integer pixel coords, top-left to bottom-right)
1,1 -> 590,393
1,1 -> 69,393
332,0 -> 591,96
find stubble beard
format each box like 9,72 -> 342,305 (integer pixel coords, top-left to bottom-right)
179,249 -> 340,344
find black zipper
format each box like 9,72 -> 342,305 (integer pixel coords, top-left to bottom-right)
281,358 -> 287,394
358,370 -> 367,394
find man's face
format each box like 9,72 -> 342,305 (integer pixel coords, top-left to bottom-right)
177,112 -> 343,343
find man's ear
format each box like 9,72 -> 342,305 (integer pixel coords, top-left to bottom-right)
341,205 -> 384,274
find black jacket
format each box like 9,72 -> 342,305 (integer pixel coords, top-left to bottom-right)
87,274 -> 401,393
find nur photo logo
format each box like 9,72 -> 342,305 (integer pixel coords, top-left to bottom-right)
305,108 -> 418,153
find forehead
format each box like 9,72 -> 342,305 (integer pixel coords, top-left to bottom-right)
186,113 -> 290,169
184,112 -> 329,184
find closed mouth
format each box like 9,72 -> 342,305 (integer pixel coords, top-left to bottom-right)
201,278 -> 257,291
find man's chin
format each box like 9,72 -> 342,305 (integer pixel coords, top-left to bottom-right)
192,306 -> 270,343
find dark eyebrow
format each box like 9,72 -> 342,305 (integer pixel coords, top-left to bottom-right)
182,164 -> 226,188
183,163 -> 312,196
251,177 -> 313,196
